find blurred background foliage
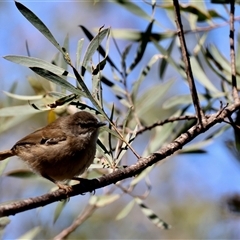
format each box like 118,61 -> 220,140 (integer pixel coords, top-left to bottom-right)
1,0 -> 240,239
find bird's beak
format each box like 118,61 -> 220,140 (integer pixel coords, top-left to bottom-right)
97,122 -> 106,128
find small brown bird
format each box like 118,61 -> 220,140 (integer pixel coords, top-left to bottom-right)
0,111 -> 105,191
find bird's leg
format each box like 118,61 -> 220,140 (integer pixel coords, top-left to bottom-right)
42,174 -> 73,193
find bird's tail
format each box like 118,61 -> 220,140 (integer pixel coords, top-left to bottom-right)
0,150 -> 14,161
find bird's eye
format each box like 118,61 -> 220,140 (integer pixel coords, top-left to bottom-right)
78,122 -> 95,128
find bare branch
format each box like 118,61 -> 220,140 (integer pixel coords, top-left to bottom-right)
0,102 -> 239,218
230,0 -> 239,103
136,115 -> 197,136
53,204 -> 96,240
172,0 -> 205,125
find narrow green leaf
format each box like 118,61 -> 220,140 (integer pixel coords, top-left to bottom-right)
82,28 -> 110,76
159,37 -> 175,78
136,79 -> 174,117
29,67 -> 84,96
127,20 -> 154,73
61,34 -> 69,70
70,66 -> 108,120
153,39 -> 186,78
80,25 -> 120,73
3,91 -> 43,101
190,56 -> 219,93
135,198 -> 171,229
76,38 -> 84,71
130,165 -> 154,187
0,217 -> 10,231
5,169 -> 36,178
0,159 -> 10,176
115,125 -> 138,166
132,54 -> 161,101
113,0 -> 152,22
0,114 -> 35,133
161,3 -> 225,22
17,226 -> 41,240
163,94 -> 205,109
89,194 -> 120,207
0,105 -> 45,116
54,200 -> 67,223
111,29 -> 173,42
15,1 -> 63,53
180,139 -> 212,154
4,55 -> 75,79
116,199 -> 135,220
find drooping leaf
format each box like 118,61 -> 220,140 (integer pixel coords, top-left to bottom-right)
3,91 -> 43,101
159,37 -> 175,78
5,169 -> 36,178
135,79 -> 174,117
15,1 -> 63,53
81,27 -> 110,76
132,54 -> 161,101
111,29 -> 174,42
76,38 -> 84,71
53,200 -> 67,224
0,105 -> 45,116
29,67 -> 84,97
80,25 -> 120,73
161,3 -> 225,21
127,20 -> 154,74
0,159 -> 10,176
135,198 -> 171,229
190,56 -> 219,93
17,226 -> 41,240
116,199 -> 135,220
89,194 -> 120,207
4,56 -> 75,79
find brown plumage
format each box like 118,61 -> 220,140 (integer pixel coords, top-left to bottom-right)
0,111 -> 105,191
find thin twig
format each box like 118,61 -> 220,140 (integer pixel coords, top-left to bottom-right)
172,0 -> 205,126
136,115 -> 197,136
53,204 -> 96,240
229,0 -> 239,103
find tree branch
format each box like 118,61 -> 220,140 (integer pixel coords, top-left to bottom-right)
0,103 -> 239,218
172,0 -> 205,125
230,0 -> 239,103
136,115 -> 197,136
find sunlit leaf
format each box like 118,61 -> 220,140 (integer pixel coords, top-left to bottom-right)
15,1 -> 63,53
17,226 -> 41,240
29,67 -> 84,96
0,105 -> 45,116
5,169 -> 36,178
159,37 -> 175,79
53,200 -> 67,224
116,199 -> 135,220
89,194 -> 120,207
132,54 -> 161,101
111,29 -> 173,42
161,3 -> 225,21
82,27 -> 110,76
190,56 -> 219,93
3,91 -> 43,101
135,79 -> 174,117
4,56 -> 75,79
127,20 -> 153,73
113,0 -> 152,22
80,26 -> 120,73
0,159 -> 10,176
135,198 -> 171,229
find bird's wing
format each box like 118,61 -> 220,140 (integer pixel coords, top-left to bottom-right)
14,126 -> 67,147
